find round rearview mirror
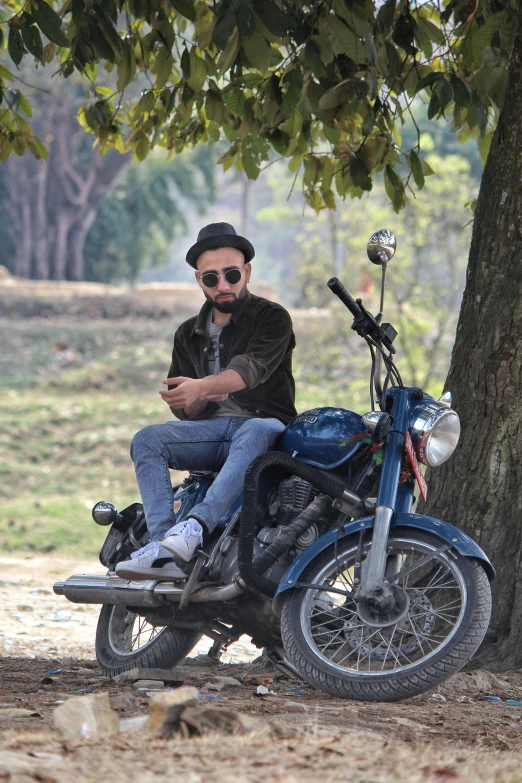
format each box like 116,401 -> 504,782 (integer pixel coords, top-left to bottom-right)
367,230 -> 397,265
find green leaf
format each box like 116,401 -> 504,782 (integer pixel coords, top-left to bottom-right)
223,89 -> 246,117
213,11 -> 236,50
350,156 -> 371,190
434,78 -> 453,113
187,48 -> 207,92
170,0 -> 196,22
252,0 -> 290,38
321,156 -> 334,192
327,17 -> 361,62
413,71 -> 442,95
18,93 -> 33,117
241,145 -> 260,180
8,26 -> 25,67
384,164 -> 405,212
72,0 -> 85,25
303,39 -> 325,77
416,16 -> 445,47
32,0 -> 70,48
323,124 -> 341,144
449,74 -> 470,108
282,67 -> 303,110
409,149 -> 424,189
362,113 -> 374,135
135,133 -> 150,161
153,45 -> 174,89
132,90 -> 155,120
117,39 -> 135,91
87,17 -> 115,63
205,89 -> 224,123
318,80 -> 353,111
427,90 -> 439,119
217,28 -> 240,76
376,0 -> 396,35
282,107 -> 302,137
334,0 -> 372,37
95,5 -> 123,60
420,156 -> 434,176
243,30 -> 271,72
471,18 -> 497,60
5,89 -> 21,112
235,1 -> 257,36
21,18 -> 44,61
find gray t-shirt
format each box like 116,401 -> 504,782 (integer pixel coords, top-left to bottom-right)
206,312 -> 253,419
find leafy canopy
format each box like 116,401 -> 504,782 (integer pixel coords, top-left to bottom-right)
0,0 -> 518,211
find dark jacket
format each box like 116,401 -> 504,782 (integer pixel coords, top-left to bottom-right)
167,292 -> 297,424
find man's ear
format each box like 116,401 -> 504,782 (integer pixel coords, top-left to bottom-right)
245,262 -> 252,282
195,270 -> 202,289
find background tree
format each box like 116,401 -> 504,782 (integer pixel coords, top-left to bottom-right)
0,80 -> 215,281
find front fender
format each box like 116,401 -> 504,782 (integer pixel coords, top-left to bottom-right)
273,512 -> 494,616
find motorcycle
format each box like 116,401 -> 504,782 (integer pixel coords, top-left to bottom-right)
54,230 -> 493,701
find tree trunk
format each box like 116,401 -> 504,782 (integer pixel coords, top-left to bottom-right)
68,210 -> 96,281
421,10 -> 522,668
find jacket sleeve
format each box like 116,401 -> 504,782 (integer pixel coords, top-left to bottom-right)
226,306 -> 295,389
166,327 -> 198,421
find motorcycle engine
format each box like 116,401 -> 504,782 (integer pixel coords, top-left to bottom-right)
268,475 -> 322,549
209,475 -> 325,584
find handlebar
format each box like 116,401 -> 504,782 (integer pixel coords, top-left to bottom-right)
327,278 -> 362,318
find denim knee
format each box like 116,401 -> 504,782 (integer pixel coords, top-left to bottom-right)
233,417 -> 285,448
130,424 -> 161,461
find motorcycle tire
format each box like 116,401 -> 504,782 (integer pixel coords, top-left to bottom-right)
95,604 -> 201,677
281,529 -> 492,702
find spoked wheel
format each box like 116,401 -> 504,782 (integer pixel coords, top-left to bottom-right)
95,605 -> 201,677
281,529 -> 491,701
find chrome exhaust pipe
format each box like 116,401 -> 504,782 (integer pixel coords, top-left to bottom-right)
155,581 -> 244,603
54,575 -> 244,607
53,575 -> 165,607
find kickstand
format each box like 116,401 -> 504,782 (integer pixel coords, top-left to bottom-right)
179,551 -> 207,611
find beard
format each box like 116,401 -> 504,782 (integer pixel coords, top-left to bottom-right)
204,285 -> 248,313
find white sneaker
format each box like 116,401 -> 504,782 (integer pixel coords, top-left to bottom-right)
115,541 -> 187,581
162,519 -> 204,562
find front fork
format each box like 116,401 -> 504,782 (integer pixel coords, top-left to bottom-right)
355,390 -> 411,610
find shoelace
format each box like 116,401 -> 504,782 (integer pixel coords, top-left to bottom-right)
130,540 -> 160,560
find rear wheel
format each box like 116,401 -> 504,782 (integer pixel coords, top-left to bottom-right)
281,530 -> 491,701
95,605 -> 201,677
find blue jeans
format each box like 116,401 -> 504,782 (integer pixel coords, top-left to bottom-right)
130,417 -> 285,540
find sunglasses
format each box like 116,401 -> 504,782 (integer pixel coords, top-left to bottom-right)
200,266 -> 245,289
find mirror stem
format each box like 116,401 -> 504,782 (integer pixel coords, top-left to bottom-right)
379,262 -> 387,316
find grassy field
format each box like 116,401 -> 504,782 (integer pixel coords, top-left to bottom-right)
0,309 -> 374,555
0,305 -> 440,555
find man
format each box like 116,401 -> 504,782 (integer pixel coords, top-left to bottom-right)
116,222 -> 296,580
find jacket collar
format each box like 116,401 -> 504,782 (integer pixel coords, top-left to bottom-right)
191,290 -> 252,336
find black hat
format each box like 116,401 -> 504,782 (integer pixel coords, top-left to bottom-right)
186,222 -> 255,268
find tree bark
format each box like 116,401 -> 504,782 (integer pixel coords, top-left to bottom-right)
421,9 -> 522,667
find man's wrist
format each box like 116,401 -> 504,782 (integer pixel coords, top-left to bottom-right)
198,376 -> 213,399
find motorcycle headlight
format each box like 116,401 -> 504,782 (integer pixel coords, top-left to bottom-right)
411,403 -> 460,467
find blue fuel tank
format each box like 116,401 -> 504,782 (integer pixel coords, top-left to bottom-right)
279,407 -> 366,470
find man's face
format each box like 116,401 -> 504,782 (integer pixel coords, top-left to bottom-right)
195,247 -> 251,313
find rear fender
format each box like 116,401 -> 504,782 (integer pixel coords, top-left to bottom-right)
272,512 -> 494,616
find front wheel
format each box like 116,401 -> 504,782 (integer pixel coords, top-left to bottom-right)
281,529 -> 492,701
95,605 -> 201,677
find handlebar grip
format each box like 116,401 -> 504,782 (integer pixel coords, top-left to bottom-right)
327,278 -> 362,318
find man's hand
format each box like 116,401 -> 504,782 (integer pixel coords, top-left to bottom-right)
159,376 -> 207,409
160,370 -> 246,417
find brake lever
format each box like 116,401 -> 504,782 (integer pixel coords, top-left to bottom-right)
355,299 -> 397,354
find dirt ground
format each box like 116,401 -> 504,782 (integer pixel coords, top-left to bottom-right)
2,555 -> 522,783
